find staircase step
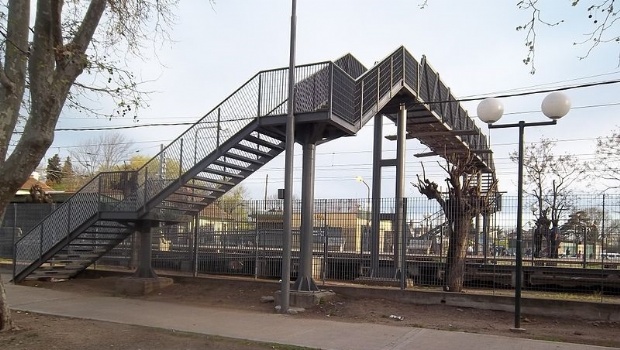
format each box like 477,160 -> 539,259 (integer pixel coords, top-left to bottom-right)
54,253 -> 100,260
183,182 -> 227,193
244,134 -> 284,150
48,260 -> 93,266
38,264 -> 86,271
233,143 -> 274,158
212,160 -> 251,172
223,151 -> 266,165
155,204 -> 203,213
29,271 -> 75,279
202,168 -> 245,179
193,175 -> 235,186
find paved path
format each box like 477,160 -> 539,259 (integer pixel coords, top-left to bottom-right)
2,276 -> 615,350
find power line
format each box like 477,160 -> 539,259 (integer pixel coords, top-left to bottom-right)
10,78 -> 620,134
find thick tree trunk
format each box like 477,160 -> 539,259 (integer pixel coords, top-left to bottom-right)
445,215 -> 470,292
0,275 -> 13,331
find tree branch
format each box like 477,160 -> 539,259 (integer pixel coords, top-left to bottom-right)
51,0 -> 64,52
0,60 -> 15,92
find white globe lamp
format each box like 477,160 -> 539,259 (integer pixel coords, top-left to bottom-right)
541,91 -> 571,120
477,97 -> 504,124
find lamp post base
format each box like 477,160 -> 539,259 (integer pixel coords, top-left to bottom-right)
510,327 -> 526,333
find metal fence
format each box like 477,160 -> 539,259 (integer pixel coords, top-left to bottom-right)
3,195 -> 620,303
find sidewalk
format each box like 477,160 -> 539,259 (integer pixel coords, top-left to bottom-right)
3,276 -> 614,350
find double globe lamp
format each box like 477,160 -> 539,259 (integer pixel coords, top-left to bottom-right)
477,91 -> 571,331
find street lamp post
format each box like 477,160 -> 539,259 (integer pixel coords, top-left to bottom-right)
477,91 -> 571,331
356,176 -> 371,253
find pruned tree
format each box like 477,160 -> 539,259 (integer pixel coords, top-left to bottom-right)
412,153 -> 498,292
512,138 -> 586,258
28,184 -> 53,203
0,0 -> 181,333
595,128 -> 620,189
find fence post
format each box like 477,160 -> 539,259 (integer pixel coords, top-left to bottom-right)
601,194 -> 606,302
254,201 -> 259,279
323,199 -> 328,285
400,198 -> 408,290
193,213 -> 199,277
12,203 -> 17,280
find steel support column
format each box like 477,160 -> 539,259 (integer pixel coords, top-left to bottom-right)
134,220 -> 157,279
370,114 -> 383,277
293,141 -> 319,291
394,104 -> 406,279
280,0 -> 297,314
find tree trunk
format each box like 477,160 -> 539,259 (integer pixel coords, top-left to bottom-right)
445,214 -> 470,292
0,276 -> 13,331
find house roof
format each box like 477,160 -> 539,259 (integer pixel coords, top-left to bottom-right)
19,176 -> 53,192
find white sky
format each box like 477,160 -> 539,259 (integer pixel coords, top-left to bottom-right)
47,1 -> 620,200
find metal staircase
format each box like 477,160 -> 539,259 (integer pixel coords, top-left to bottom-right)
13,46 -> 496,282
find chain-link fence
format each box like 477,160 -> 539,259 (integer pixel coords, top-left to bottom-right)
3,195 -> 620,303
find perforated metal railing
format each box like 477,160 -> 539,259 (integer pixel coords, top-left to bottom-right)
14,174 -> 103,276
354,47 -> 491,169
127,62 -> 336,214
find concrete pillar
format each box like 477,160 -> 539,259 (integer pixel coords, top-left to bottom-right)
134,220 -> 157,279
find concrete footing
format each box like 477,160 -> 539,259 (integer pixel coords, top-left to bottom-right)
115,276 -> 174,296
274,290 -> 336,309
354,277 -> 414,288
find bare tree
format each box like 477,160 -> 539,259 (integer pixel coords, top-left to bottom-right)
412,154 -> 498,292
512,139 -> 585,258
69,132 -> 134,176
595,128 -> 620,189
517,0 -> 619,73
0,0 -> 179,332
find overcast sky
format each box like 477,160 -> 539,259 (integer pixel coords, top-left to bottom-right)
48,1 -> 620,200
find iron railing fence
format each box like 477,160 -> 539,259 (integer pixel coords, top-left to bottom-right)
4,195 -> 620,302
81,195 -> 620,303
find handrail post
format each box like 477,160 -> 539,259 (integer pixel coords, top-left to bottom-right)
328,63 -> 334,117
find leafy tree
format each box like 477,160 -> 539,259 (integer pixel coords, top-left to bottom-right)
46,153 -> 63,185
413,154 -> 498,292
560,209 -> 600,256
0,0 -> 178,332
511,139 -> 585,258
61,157 -> 74,179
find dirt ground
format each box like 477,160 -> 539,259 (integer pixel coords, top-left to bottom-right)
4,270 -> 620,349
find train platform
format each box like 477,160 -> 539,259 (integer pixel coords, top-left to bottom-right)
2,274 -> 614,350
